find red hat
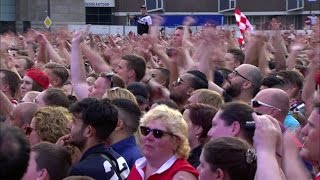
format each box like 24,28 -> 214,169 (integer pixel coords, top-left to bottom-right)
26,68 -> 49,89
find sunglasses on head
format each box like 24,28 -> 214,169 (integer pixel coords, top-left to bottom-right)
106,72 -> 114,88
140,126 -> 173,139
251,100 -> 282,111
25,126 -> 35,136
175,77 -> 192,88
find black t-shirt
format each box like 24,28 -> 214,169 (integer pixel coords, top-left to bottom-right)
134,15 -> 151,35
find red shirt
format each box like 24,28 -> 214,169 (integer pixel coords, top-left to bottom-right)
128,157 -> 198,180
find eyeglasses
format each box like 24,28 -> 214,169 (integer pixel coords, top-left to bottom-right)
25,126 -> 36,136
140,126 -> 174,139
232,70 -> 251,82
251,100 -> 282,111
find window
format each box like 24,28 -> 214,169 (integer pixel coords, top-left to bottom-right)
85,7 -> 113,25
145,0 -> 165,12
219,0 -> 236,12
287,0 -> 304,11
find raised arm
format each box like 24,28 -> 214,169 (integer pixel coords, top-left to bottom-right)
258,42 -> 273,77
195,26 -> 224,94
302,47 -> 320,117
80,42 -> 112,74
35,33 -> 65,65
270,34 -> 288,71
282,130 -> 310,180
269,18 -> 288,71
56,28 -> 71,64
286,36 -> 307,70
0,90 -> 14,118
253,113 -> 284,180
244,34 -> 265,67
70,31 -> 89,100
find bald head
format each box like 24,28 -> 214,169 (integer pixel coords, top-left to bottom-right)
10,102 -> 39,128
254,88 -> 290,120
242,64 -> 262,88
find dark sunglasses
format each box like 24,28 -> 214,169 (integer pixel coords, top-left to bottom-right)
25,126 -> 35,136
140,126 -> 173,139
251,100 -> 282,111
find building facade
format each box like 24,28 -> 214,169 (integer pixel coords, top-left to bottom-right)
0,0 -> 319,33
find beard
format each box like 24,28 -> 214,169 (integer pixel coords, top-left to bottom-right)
69,129 -> 87,151
169,92 -> 184,104
169,90 -> 186,104
224,83 -> 242,98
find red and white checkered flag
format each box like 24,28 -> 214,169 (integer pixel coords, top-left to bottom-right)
234,8 -> 254,45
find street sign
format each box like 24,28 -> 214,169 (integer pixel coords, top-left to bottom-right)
44,16 -> 52,29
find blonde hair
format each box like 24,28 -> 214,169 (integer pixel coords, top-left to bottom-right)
140,105 -> 190,159
102,87 -> 138,105
22,91 -> 40,102
33,106 -> 70,143
195,89 -> 224,109
54,106 -> 73,123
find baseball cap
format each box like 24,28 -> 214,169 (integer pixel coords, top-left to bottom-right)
127,82 -> 149,104
141,5 -> 147,9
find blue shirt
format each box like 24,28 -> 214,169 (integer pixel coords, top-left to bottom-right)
111,135 -> 143,169
284,113 -> 300,130
69,144 -> 130,180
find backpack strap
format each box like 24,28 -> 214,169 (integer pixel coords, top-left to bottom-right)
87,152 -> 123,180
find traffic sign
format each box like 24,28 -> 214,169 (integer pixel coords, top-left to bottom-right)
44,16 -> 52,29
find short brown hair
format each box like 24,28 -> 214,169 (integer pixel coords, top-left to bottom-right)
42,88 -> 70,108
227,48 -> 245,64
203,137 -> 256,180
32,142 -> 71,180
0,69 -> 21,98
184,103 -> 217,144
44,62 -> 69,86
219,101 -> 255,145
121,54 -> 146,82
195,89 -> 224,109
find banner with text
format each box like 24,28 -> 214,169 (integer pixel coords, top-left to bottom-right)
85,0 -> 115,7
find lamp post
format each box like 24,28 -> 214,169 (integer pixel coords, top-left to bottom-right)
47,0 -> 51,17
47,0 -> 51,31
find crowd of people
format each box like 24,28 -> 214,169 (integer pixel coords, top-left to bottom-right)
0,14 -> 319,180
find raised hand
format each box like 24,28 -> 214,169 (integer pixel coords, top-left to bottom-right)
55,27 -> 70,47
35,33 -> 49,46
291,34 -> 309,52
72,30 -> 84,45
183,16 -> 196,27
253,113 -> 282,154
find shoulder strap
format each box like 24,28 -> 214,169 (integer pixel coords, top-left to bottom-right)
100,153 -> 123,180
